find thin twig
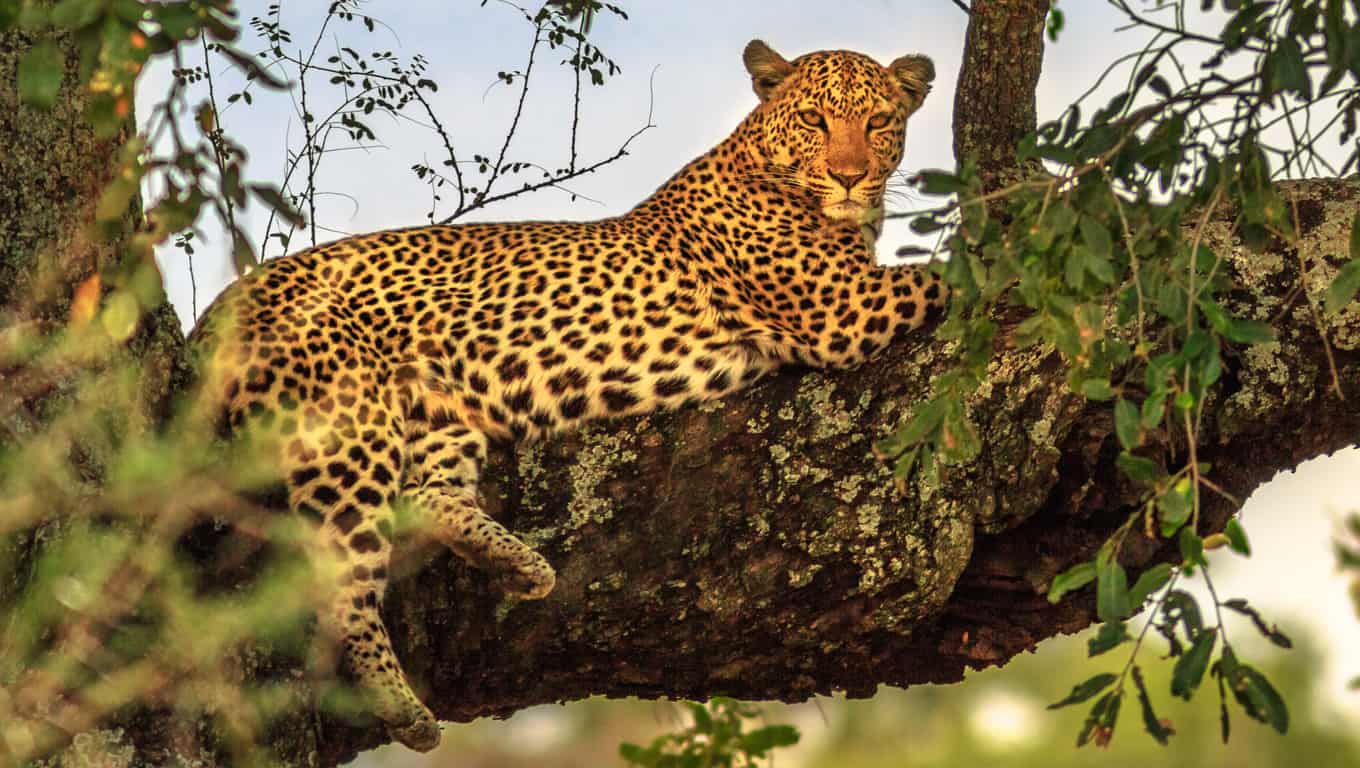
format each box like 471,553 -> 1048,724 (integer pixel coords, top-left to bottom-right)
481,22 -> 545,206
200,35 -> 233,317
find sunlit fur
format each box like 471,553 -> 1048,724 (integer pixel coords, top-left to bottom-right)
742,47 -> 932,222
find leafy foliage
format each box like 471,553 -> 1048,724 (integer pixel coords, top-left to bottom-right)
877,0 -> 1360,749
619,699 -> 800,768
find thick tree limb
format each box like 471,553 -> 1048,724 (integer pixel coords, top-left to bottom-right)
298,178 -> 1357,765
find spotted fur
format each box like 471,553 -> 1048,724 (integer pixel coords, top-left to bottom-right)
189,40 -> 944,751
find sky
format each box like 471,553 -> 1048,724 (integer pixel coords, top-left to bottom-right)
135,0 -> 1360,751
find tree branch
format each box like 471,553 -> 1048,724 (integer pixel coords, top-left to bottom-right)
296,178 -> 1357,765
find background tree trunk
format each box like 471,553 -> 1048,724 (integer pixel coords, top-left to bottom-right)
952,0 -> 1051,188
0,25 -> 189,429
3,7 -> 1358,768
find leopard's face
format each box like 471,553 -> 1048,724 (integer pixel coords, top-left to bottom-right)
742,42 -> 935,223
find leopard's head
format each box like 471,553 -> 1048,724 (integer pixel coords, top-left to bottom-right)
741,40 -> 934,223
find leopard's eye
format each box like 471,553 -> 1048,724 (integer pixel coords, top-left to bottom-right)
867,112 -> 893,131
798,109 -> 826,130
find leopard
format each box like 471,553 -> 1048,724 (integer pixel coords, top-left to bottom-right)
188,39 -> 944,752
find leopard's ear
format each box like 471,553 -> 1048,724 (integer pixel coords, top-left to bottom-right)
743,39 -> 794,102
888,54 -> 935,112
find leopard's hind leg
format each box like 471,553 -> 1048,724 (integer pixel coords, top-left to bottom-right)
281,400 -> 441,751
401,397 -> 555,599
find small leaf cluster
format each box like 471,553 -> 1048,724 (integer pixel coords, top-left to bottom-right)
619,699 -> 800,768
1047,519 -> 1293,747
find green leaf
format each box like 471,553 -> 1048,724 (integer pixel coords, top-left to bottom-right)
1088,621 -> 1129,656
1097,549 -> 1132,622
1179,527 -> 1207,568
1132,665 -> 1174,745
1061,105 -> 1082,142
1048,561 -> 1097,603
1080,378 -> 1115,401
1224,518 -> 1251,556
217,44 -> 290,89
1221,598 -> 1293,648
1171,628 -> 1216,700
1140,390 -> 1167,429
96,178 -> 138,224
18,40 -> 63,109
1049,673 -> 1118,709
1128,563 -> 1174,607
917,170 -> 968,196
619,743 -> 657,766
1237,666 -> 1290,734
891,446 -> 921,484
1217,667 -> 1232,743
50,0 -> 102,27
1164,590 -> 1204,638
1326,260 -> 1360,314
1199,342 -> 1223,388
910,214 -> 947,234
1268,37 -> 1311,100
688,702 -> 712,734
1046,6 -> 1065,41
1158,482 -> 1192,537
940,401 -> 981,462
1173,390 -> 1196,412
1064,245 -> 1087,289
1117,452 -> 1160,484
740,725 -> 799,755
1224,317 -> 1274,344
901,398 -> 946,444
1182,330 -> 1211,360
1114,398 -> 1140,451
1148,75 -> 1173,99
251,184 -> 305,227
1077,691 -> 1122,747
1080,215 -> 1114,258
1085,244 -> 1117,285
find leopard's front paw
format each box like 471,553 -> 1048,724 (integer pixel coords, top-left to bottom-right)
387,711 -> 441,752
492,551 -> 556,599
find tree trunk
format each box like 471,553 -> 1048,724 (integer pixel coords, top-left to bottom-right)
0,25 -> 189,423
0,20 -> 191,768
952,0 -> 1050,188
4,8 -> 1359,768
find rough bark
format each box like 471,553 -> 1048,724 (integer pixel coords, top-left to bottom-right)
952,0 -> 1050,187
0,24 -> 189,426
5,8 -> 1360,768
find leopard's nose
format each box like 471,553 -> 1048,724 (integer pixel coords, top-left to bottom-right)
829,170 -> 866,192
